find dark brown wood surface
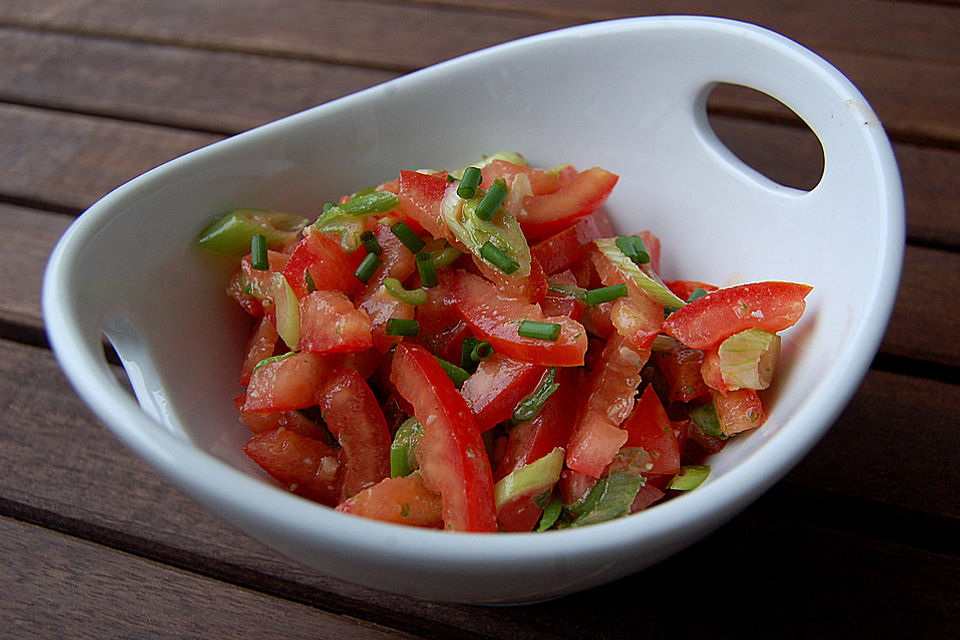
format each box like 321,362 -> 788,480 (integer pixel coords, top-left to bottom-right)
1,2 -> 957,637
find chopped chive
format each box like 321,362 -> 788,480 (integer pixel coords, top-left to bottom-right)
253,350 -> 300,372
479,241 -> 519,274
446,174 -> 456,182
250,234 -> 269,270
457,166 -> 482,199
471,341 -> 494,361
322,201 -> 335,212
518,320 -> 561,341
630,235 -> 651,264
460,336 -> 480,370
512,367 -> 559,424
354,252 -> 382,283
360,229 -> 382,255
385,318 -> 419,336
383,277 -> 429,305
304,270 -> 317,293
416,251 -> 438,288
687,287 -> 709,303
615,235 -> 638,261
536,495 -> 563,532
389,220 -> 426,254
435,356 -> 470,388
475,178 -> 508,221
547,282 -> 587,300
585,283 -> 628,307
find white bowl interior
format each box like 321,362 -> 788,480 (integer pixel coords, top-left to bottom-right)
43,16 -> 902,603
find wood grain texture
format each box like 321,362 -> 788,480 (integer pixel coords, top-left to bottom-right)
2,2 -> 959,144
0,517 -> 422,640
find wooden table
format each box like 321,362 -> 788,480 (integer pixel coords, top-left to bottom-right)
2,2 -> 958,637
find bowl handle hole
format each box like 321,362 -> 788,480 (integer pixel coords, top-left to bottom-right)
706,83 -> 824,192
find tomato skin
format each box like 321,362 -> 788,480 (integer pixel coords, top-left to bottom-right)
397,169 -> 450,239
282,227 -> 362,299
621,385 -> 681,475
531,209 -> 614,275
242,351 -> 335,413
243,426 -> 341,506
661,281 -> 812,350
336,472 -> 443,528
389,343 -> 498,532
298,290 -> 373,354
471,254 -> 548,305
316,368 -> 392,499
239,314 -> 279,385
495,367 -> 581,482
460,354 -> 547,432
456,271 -> 588,367
480,159 -> 561,196
518,167 -> 619,240
666,280 -> 718,302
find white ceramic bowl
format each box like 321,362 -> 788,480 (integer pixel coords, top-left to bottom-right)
43,16 -> 903,604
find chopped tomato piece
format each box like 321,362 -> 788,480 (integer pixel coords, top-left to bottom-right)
542,270 -> 585,322
631,482 -> 665,513
298,290 -> 373,354
227,250 -> 290,316
495,367 -> 581,481
699,348 -> 730,394
621,386 -> 681,475
460,354 -> 547,432
239,314 -> 279,385
390,343 -> 497,532
414,269 -> 472,363
236,404 -> 329,441
397,169 -> 450,239
336,472 -> 443,528
456,271 -> 588,367
471,253 -> 548,305
635,230 -> 662,275
243,427 -> 341,506
651,341 -> 710,403
661,281 -> 812,349
480,159 -> 562,196
531,209 -> 614,275
518,167 -> 619,239
566,411 -> 628,478
282,227 -> 363,299
609,294 -> 663,350
358,222 -> 418,294
316,368 -> 392,499
242,351 -> 335,413
714,389 -> 766,435
358,284 -> 415,353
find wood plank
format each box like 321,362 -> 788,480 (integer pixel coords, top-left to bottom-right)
0,516 -> 421,640
2,2 -> 958,144
0,104 -> 219,211
0,27 -> 397,134
0,338 -> 956,635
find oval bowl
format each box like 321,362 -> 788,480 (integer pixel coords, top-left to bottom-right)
42,16 -> 903,604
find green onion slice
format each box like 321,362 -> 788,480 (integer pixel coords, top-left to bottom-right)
518,320 -> 561,341
383,277 -> 429,306
460,336 -> 480,370
512,367 -> 559,424
360,229 -> 382,255
390,417 -> 423,478
385,318 -> 419,336
196,209 -> 308,255
584,283 -> 628,307
354,252 -> 382,284
416,251 -> 439,288
471,341 -> 494,361
441,184 -> 531,278
479,241 -> 519,274
250,234 -> 269,271
547,282 -> 587,300
313,192 -> 398,253
594,237 -> 686,308
475,178 -> 508,221
389,220 -> 426,254
667,465 -> 710,490
457,166 -> 482,199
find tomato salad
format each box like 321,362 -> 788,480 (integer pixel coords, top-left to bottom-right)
197,152 -> 811,533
